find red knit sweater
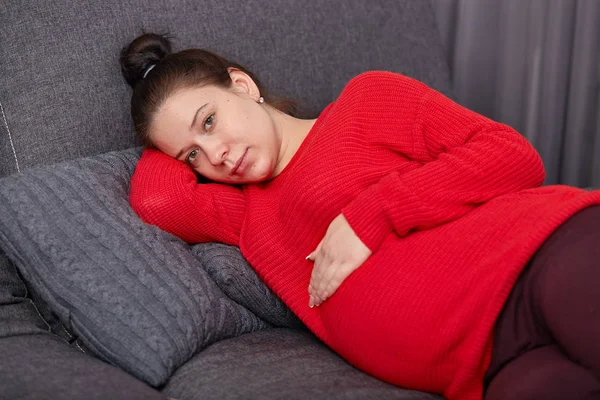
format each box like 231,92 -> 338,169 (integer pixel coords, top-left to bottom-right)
130,71 -> 600,400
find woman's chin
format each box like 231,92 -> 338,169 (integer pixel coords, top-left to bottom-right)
214,170 -> 271,185
239,171 -> 271,184
241,163 -> 274,183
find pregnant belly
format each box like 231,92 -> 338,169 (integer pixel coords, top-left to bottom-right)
313,232 -> 465,392
310,205 -> 523,392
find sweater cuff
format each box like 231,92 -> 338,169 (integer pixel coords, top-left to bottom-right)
341,180 -> 393,253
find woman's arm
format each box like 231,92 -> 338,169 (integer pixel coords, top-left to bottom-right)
341,72 -> 546,252
129,148 -> 246,245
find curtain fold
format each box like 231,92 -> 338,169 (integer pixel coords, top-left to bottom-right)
433,0 -> 600,188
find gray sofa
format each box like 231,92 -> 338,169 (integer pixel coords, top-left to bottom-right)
0,1 -> 451,399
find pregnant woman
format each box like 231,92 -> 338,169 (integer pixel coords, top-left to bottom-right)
122,33 -> 600,400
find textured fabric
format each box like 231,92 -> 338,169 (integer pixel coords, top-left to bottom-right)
0,250 -> 124,398
130,71 -> 600,400
163,328 -> 442,400
190,243 -> 305,330
0,147 -> 271,388
0,334 -> 166,400
0,0 -> 450,178
483,205 -> 600,397
0,249 -> 50,338
0,248 -> 86,352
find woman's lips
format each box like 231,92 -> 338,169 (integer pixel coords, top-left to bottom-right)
231,149 -> 248,176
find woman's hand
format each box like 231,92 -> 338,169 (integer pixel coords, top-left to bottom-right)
306,214 -> 372,307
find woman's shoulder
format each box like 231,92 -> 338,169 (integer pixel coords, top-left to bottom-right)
335,71 -> 430,107
343,71 -> 429,94
328,71 -> 431,121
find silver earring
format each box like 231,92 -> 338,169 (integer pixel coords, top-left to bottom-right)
258,96 -> 264,104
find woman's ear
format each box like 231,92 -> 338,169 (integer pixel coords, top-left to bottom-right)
227,67 -> 261,101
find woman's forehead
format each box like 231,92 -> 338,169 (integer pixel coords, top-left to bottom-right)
150,92 -> 202,146
158,87 -> 216,124
151,85 -> 233,146
164,86 -> 216,111
150,111 -> 191,156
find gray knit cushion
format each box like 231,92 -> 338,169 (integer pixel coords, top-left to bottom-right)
190,243 -> 305,330
0,147 -> 278,387
0,0 -> 451,177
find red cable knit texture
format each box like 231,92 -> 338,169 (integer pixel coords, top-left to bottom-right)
130,71 -> 600,400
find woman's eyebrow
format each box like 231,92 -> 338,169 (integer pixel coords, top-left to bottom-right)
175,103 -> 209,160
189,103 -> 209,130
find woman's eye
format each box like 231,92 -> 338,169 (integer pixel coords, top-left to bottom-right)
186,149 -> 199,164
204,114 -> 214,131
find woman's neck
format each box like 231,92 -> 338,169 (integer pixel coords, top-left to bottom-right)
269,107 -> 317,178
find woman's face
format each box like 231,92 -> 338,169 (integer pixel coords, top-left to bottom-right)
150,73 -> 281,184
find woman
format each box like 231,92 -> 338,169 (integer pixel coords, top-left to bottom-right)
121,33 -> 600,400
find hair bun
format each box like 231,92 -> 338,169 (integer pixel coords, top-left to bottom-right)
120,33 -> 173,88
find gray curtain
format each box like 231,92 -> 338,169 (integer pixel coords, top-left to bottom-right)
433,0 -> 600,188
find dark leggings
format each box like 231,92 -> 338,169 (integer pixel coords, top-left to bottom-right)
483,205 -> 600,399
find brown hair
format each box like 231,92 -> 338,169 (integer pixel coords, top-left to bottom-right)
120,33 -> 298,147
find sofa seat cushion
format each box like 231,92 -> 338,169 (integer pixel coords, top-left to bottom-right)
0,334 -> 166,400
163,328 -> 443,400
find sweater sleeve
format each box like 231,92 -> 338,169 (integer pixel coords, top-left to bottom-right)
341,74 -> 546,252
129,148 -> 245,245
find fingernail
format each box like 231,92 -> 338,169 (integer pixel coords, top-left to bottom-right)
308,295 -> 318,308
305,254 -> 311,260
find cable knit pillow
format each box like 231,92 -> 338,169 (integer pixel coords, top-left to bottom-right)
0,147 -> 290,387
190,243 -> 305,330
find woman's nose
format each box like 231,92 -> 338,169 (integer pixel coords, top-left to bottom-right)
207,144 -> 228,166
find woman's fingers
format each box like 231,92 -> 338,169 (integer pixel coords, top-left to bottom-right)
308,246 -> 344,307
306,214 -> 372,308
309,245 -> 328,306
314,256 -> 339,305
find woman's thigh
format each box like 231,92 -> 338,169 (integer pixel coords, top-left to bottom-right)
485,344 -> 600,400
483,205 -> 600,397
531,205 -> 600,376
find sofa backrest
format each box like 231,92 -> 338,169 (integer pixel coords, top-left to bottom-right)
0,0 -> 451,178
